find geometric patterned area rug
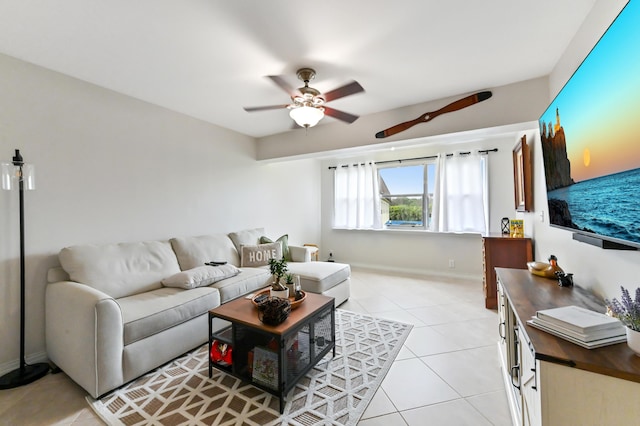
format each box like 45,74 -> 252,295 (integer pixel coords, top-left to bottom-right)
87,309 -> 412,426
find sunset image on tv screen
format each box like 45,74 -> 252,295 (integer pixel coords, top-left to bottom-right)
539,1 -> 640,246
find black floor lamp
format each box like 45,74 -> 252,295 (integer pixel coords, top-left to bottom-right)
0,149 -> 49,389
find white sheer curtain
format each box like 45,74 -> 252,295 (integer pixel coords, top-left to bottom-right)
431,152 -> 488,233
333,162 -> 382,229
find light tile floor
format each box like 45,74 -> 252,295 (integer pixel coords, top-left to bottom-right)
343,269 -> 513,426
0,268 -> 513,425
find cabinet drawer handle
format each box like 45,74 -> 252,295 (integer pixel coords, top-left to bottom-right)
499,322 -> 506,340
511,365 -> 521,390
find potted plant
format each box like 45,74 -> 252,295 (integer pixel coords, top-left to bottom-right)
606,286 -> 640,355
285,273 -> 295,295
268,257 -> 289,298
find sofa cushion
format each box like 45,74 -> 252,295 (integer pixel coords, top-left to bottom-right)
259,234 -> 291,261
59,240 -> 181,299
209,268 -> 271,304
228,228 -> 265,253
240,242 -> 282,268
118,287 -> 220,346
170,234 -> 240,269
289,245 -> 316,262
286,262 -> 351,294
162,264 -> 240,289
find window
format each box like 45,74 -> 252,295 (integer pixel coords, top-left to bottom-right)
378,162 -> 436,229
332,152 -> 489,233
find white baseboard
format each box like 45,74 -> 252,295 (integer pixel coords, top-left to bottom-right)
0,351 -> 50,377
348,262 -> 482,283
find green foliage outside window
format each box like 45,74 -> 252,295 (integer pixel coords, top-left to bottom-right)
387,197 -> 423,221
389,205 -> 422,221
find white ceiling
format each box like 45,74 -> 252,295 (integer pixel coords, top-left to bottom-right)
0,0 -> 598,138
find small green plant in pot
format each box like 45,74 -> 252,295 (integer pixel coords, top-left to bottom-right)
285,273 -> 295,293
268,257 -> 288,291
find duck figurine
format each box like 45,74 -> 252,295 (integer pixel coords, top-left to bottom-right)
527,255 -> 564,279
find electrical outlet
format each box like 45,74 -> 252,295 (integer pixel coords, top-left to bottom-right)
449,259 -> 455,268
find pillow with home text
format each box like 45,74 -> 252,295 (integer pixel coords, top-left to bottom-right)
240,242 -> 282,267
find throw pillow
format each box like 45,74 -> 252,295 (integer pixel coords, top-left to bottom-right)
259,234 -> 291,261
241,242 -> 282,267
162,264 -> 241,289
228,228 -> 265,253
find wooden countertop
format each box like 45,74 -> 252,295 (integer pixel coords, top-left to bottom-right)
496,267 -> 640,383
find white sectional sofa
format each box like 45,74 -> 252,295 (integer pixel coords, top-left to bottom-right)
45,228 -> 350,398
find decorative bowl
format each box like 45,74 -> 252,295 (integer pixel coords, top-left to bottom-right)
527,261 -> 556,279
252,288 -> 306,310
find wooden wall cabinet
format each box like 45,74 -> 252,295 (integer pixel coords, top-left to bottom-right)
497,268 -> 640,426
482,235 -> 532,309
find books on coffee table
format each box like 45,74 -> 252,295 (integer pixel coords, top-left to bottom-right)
527,305 -> 626,349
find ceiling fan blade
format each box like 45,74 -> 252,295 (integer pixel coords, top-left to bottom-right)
375,91 -> 492,138
243,104 -> 290,112
324,107 -> 359,124
266,75 -> 299,97
322,81 -> 364,102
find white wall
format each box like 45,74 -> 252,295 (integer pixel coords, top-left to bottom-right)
529,0 -> 638,299
0,53 -> 321,371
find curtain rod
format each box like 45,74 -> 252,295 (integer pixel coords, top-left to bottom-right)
327,148 -> 498,170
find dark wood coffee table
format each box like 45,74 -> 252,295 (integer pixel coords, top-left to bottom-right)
208,289 -> 335,413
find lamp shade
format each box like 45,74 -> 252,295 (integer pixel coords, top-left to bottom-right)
1,162 -> 35,190
289,106 -> 324,128
1,163 -> 13,190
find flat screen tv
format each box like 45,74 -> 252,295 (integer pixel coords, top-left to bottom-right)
539,1 -> 640,250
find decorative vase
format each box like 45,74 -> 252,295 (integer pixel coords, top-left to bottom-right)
270,288 -> 289,299
285,283 -> 295,297
626,327 -> 640,356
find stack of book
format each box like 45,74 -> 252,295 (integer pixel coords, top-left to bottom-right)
527,305 -> 626,349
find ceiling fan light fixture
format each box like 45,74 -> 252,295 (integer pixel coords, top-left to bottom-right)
244,68 -> 363,128
289,105 -> 324,128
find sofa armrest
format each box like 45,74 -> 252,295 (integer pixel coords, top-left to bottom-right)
289,245 -> 317,262
46,281 -> 124,398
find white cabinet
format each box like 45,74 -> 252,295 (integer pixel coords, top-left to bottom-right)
518,327 -> 540,426
496,268 -> 640,426
497,282 -> 521,425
